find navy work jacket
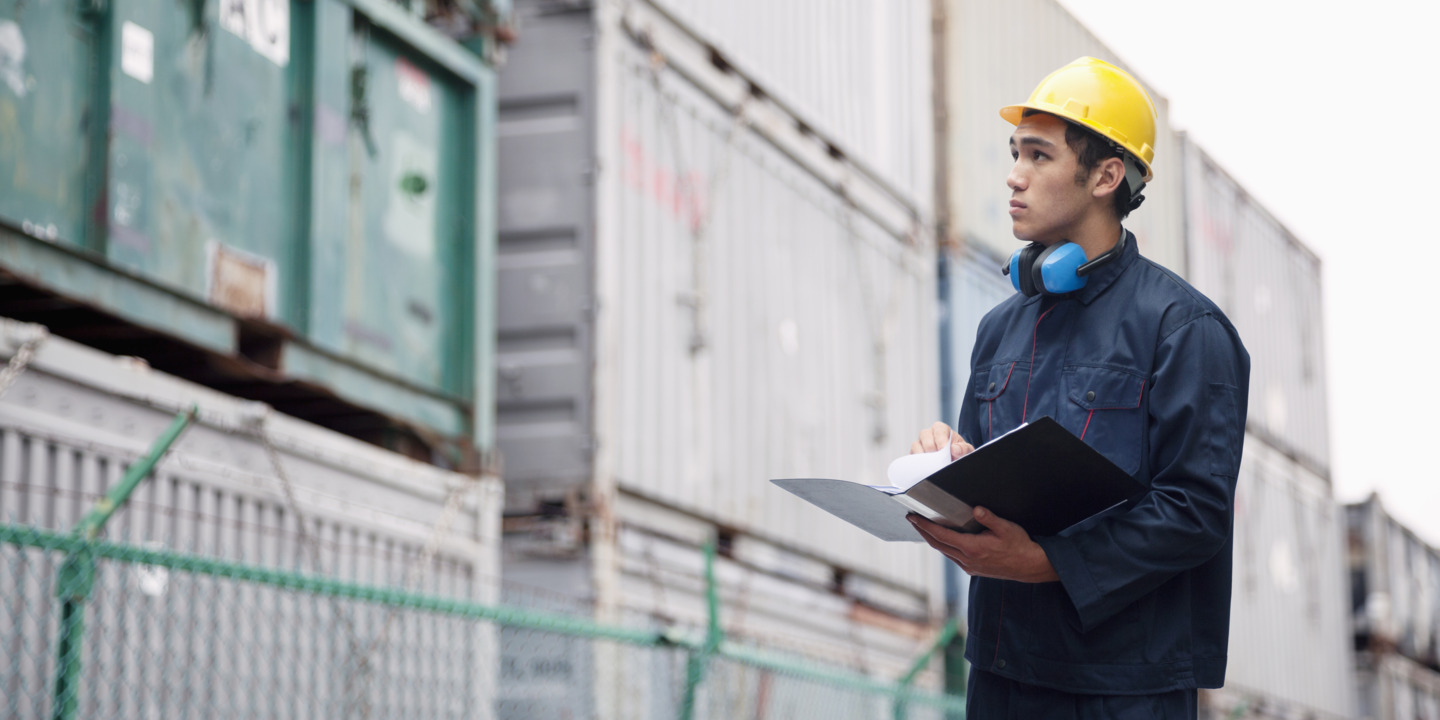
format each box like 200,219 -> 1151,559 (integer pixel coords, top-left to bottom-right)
959,231 -> 1250,694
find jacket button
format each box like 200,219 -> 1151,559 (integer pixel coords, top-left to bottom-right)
988,382 -> 997,392
995,659 -> 1007,669
1085,390 -> 1096,402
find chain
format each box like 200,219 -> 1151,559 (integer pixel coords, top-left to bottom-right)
250,408 -> 480,719
0,327 -> 48,401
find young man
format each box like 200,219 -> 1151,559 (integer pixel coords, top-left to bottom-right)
910,57 -> 1250,718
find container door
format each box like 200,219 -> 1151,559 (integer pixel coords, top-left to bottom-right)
307,11 -> 470,396
0,0 -> 97,247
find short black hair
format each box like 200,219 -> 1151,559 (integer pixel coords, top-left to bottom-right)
1022,110 -> 1135,220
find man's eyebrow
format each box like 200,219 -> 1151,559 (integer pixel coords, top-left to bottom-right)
1010,135 -> 1056,149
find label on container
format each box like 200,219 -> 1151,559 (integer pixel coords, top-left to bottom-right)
120,21 -> 154,84
219,0 -> 290,68
396,57 -> 432,115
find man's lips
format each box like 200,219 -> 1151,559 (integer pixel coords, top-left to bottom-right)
1009,199 -> 1026,215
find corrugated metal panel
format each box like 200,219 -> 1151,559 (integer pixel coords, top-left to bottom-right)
496,0 -> 942,595
1183,138 -> 1330,477
1223,436 -> 1355,719
494,0 -> 595,507
644,0 -> 933,216
0,318 -> 503,589
600,36 -> 940,595
943,0 -> 1184,274
1,0 -> 497,443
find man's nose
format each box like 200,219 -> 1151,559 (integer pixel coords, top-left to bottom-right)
1007,163 -> 1026,192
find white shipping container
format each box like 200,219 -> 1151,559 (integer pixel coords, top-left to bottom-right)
642,0 -> 934,219
498,0 -> 942,599
1221,436 -> 1356,719
1184,138 -> 1331,478
940,0 -> 1185,274
0,317 -> 503,718
604,36 -> 939,595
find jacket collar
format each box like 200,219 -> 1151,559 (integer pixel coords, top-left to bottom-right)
1021,229 -> 1139,307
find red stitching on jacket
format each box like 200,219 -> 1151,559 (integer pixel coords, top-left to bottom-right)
983,362 -> 1015,442
1081,409 -> 1095,440
1021,306 -> 1056,423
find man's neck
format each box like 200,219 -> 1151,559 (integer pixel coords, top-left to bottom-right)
1066,215 -> 1124,263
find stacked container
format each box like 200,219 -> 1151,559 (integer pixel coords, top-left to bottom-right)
0,318 -> 503,716
495,0 -> 944,714
0,0 -> 504,452
1179,136 -> 1354,718
1350,496 -> 1440,719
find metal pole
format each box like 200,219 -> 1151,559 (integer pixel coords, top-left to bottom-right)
894,617 -> 960,720
51,406 -> 196,720
678,538 -> 721,720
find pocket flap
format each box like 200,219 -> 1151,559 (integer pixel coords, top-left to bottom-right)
973,362 -> 1017,401
1066,366 -> 1146,410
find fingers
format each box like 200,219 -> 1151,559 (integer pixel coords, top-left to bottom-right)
914,422 -> 966,454
950,437 -> 975,461
969,507 -> 1025,542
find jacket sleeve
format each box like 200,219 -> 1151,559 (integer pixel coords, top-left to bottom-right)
1036,312 -> 1250,632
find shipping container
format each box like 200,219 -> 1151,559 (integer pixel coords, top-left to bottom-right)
1183,137 -> 1331,478
938,0 -> 1185,274
496,0 -> 945,712
640,0 -> 933,216
0,0 -> 505,458
1201,436 -> 1356,720
500,497 -> 948,720
498,0 -> 938,588
0,316 -> 502,582
1357,653 -> 1440,720
0,316 -> 504,715
1350,497 -> 1440,676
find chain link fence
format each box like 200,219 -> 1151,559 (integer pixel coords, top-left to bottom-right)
2,522 -> 965,719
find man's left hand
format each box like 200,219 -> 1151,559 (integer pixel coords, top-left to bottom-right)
908,509 -> 1060,583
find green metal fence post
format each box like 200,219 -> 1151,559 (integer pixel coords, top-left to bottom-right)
678,538 -> 722,720
894,617 -> 960,720
50,406 -> 196,720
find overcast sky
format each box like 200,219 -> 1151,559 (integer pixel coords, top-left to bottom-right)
1054,0 -> 1440,545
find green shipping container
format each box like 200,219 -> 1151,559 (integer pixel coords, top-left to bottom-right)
0,0 -> 502,458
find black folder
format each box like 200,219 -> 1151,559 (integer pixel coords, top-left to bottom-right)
771,416 -> 1147,541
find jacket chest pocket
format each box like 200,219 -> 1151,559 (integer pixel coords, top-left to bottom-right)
973,362 -> 1021,444
1062,366 -> 1146,476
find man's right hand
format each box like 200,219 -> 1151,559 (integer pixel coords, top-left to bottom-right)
910,421 -> 975,461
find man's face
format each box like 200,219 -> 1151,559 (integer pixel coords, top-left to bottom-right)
1006,113 -> 1092,245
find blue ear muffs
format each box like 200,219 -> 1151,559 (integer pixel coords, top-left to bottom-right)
1002,239 -> 1120,297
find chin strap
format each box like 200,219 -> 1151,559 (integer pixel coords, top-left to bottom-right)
1122,155 -> 1147,211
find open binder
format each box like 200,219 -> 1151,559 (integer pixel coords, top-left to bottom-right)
771,416 -> 1147,541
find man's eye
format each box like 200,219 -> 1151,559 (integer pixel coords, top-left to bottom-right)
1033,151 -> 1047,161
1010,151 -> 1019,161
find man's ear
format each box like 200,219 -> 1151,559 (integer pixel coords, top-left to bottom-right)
1091,157 -> 1126,199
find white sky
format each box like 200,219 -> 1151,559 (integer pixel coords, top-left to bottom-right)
1055,0 -> 1440,545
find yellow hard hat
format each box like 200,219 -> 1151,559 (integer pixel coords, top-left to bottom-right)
1001,57 -> 1157,182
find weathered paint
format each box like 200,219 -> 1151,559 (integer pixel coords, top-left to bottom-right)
0,0 -> 501,452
